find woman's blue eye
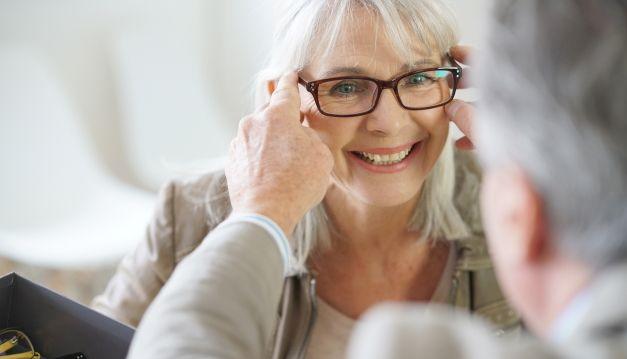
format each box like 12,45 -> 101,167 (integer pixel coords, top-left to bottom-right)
332,83 -> 357,94
408,74 -> 428,85
402,72 -> 439,88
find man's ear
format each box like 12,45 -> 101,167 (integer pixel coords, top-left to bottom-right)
516,172 -> 547,262
483,166 -> 548,265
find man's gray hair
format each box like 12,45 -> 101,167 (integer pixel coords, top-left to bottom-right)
476,0 -> 627,268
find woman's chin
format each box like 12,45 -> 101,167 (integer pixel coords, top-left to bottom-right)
326,173 -> 426,208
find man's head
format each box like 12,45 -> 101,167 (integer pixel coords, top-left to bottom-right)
476,0 -> 627,336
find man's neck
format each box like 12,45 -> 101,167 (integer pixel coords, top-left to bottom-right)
533,254 -> 592,339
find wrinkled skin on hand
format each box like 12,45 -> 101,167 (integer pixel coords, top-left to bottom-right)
226,72 -> 334,235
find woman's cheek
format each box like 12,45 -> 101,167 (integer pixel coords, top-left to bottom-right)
414,110 -> 449,169
418,108 -> 448,132
419,111 -> 449,144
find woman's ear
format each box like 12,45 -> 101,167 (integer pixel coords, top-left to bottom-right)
267,80 -> 277,96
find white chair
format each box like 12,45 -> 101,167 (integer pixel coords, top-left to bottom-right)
112,25 -> 234,190
0,48 -> 155,269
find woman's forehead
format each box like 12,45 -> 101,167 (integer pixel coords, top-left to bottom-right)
305,43 -> 442,79
309,57 -> 442,79
305,10 -> 442,78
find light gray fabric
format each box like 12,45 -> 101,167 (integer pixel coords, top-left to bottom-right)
348,264 -> 627,359
127,221 -> 285,359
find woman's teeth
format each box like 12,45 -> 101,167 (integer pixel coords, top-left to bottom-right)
357,147 -> 413,166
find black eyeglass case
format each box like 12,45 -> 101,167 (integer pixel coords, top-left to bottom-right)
0,272 -> 134,359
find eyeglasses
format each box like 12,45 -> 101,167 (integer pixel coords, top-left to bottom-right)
298,55 -> 462,117
0,329 -> 40,359
0,329 -> 86,359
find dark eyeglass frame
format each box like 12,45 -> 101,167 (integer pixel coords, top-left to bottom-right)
298,54 -> 462,118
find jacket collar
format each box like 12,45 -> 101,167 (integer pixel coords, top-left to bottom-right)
563,262 -> 627,342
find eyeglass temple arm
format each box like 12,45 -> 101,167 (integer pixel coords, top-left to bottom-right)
0,352 -> 38,359
0,336 -> 18,354
446,52 -> 463,79
297,77 -> 315,93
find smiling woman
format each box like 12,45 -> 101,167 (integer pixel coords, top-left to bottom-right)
256,1 -> 471,269
93,1 -> 520,358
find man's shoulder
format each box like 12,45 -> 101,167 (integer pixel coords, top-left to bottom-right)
348,303 -> 544,359
351,265 -> 627,359
348,303 -> 627,359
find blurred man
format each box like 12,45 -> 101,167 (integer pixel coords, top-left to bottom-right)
348,0 -> 627,357
128,0 -> 627,358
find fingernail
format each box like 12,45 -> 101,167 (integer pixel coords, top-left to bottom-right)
445,101 -> 462,118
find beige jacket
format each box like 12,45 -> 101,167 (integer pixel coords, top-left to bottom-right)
94,151 -> 520,358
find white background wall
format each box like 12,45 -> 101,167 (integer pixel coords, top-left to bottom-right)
0,0 -> 277,190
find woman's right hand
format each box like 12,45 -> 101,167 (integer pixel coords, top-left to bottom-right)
445,45 -> 476,150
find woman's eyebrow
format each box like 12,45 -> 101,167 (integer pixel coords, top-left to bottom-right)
399,59 -> 440,72
319,59 -> 440,79
319,66 -> 368,78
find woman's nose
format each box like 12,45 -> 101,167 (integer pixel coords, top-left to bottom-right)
365,89 -> 412,136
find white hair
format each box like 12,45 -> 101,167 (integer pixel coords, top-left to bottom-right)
476,0 -> 627,268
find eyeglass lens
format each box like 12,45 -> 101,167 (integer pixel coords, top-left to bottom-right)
316,70 -> 455,116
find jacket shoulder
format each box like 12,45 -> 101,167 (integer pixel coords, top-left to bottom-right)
453,148 -> 484,234
161,170 -> 232,262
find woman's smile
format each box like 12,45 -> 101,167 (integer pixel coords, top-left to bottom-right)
347,140 -> 424,174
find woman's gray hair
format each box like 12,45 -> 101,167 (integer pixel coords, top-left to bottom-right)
476,0 -> 627,268
210,0 -> 473,272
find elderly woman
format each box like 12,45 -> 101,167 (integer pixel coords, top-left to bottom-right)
94,0 -> 518,357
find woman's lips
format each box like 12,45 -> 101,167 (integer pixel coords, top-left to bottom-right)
348,141 -> 423,174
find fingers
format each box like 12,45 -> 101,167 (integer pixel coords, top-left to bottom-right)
449,45 -> 474,65
446,99 -> 475,145
255,101 -> 270,113
450,45 -> 475,89
302,126 -> 319,138
448,98 -> 476,151
269,72 -> 301,114
457,69 -> 472,89
455,137 -> 475,150
302,127 -> 334,170
256,86 -> 305,124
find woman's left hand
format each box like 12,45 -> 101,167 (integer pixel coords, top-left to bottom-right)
445,45 -> 476,150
